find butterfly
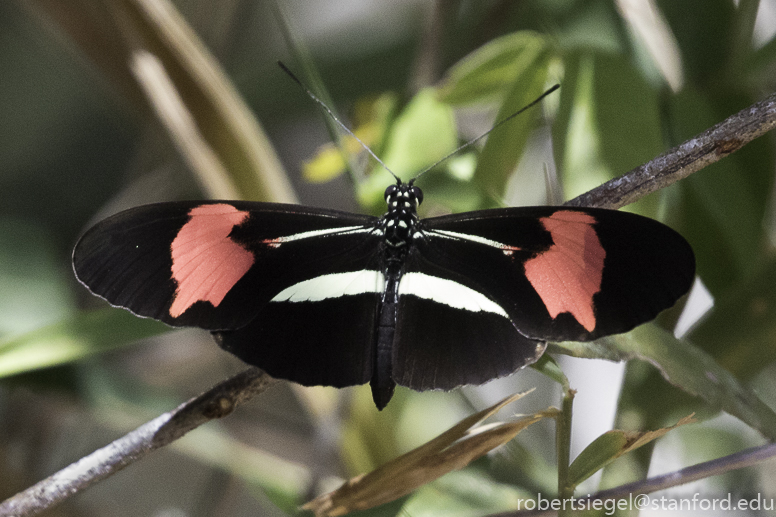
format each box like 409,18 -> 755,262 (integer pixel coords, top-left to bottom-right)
73,179 -> 695,409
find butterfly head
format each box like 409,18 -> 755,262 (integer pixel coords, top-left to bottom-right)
384,181 -> 423,210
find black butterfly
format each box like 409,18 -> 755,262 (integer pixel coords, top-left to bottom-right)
74,73 -> 694,408
73,179 -> 694,409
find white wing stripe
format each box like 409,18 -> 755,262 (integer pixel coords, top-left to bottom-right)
272,269 -> 509,320
271,270 -> 384,302
276,226 -> 373,243
425,229 -> 508,249
398,272 -> 509,317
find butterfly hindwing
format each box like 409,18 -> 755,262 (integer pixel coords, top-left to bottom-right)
73,201 -> 382,331
215,288 -> 379,388
391,256 -> 547,391
413,206 -> 695,343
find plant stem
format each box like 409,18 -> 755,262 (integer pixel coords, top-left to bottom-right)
556,383 -> 576,517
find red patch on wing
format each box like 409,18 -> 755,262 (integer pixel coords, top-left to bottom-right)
524,211 -> 605,332
169,204 -> 254,318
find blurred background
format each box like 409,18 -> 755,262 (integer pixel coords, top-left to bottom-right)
2,0 -> 776,515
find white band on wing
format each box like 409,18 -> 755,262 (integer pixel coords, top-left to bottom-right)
271,270 -> 385,302
398,272 -> 509,317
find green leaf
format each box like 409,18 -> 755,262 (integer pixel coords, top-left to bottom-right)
688,257 -> 776,380
670,88 -> 773,292
0,219 -> 74,336
657,0 -> 735,84
592,55 -> 662,201
471,51 -> 552,200
403,469 -> 529,516
553,0 -> 625,54
438,31 -> 550,106
552,325 -> 776,440
303,93 -> 398,184
553,52 -> 613,200
570,432 -> 628,488
380,89 -> 458,177
530,354 -> 568,388
357,89 -> 457,210
554,52 -> 662,214
746,33 -> 776,86
568,415 -> 695,487
0,309 -> 167,378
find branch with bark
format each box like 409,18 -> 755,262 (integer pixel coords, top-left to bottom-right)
0,368 -> 275,517
566,91 -> 776,209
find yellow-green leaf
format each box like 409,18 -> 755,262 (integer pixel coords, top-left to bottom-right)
0,309 -> 167,378
568,414 -> 696,487
438,31 -> 550,106
357,89 -> 457,210
303,93 -> 397,183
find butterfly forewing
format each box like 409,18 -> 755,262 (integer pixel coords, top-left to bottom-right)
73,201 -> 382,331
415,206 -> 695,343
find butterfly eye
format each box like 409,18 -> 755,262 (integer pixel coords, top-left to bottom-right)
384,184 -> 398,202
410,186 -> 423,206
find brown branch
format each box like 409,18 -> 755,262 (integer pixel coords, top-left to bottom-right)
565,91 -> 776,209
0,368 -> 276,517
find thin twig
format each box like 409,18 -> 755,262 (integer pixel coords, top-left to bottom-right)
590,441 -> 776,500
555,387 -> 575,517
566,91 -> 776,209
489,441 -> 776,517
0,368 -> 276,517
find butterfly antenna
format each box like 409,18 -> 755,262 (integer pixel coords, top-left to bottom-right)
278,61 -> 401,183
413,84 -> 560,182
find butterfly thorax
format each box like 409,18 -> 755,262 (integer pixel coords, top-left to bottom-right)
380,182 -> 423,252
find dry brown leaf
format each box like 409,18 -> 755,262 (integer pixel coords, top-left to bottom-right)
303,391 -> 557,517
